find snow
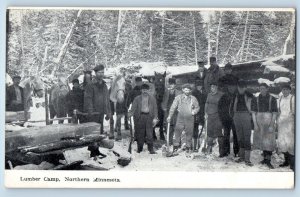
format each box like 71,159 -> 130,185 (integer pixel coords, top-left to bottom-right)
274,77 -> 290,84
263,65 -> 290,73
257,78 -> 274,86
8,106 -> 292,172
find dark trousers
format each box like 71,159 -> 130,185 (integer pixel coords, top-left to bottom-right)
223,119 -> 239,155
134,113 -> 154,151
233,112 -> 252,151
263,151 -> 273,162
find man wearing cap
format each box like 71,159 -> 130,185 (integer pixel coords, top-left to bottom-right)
161,78 -> 182,145
218,78 -> 240,158
251,83 -> 278,169
220,63 -> 239,88
6,75 -> 25,112
277,84 -> 295,171
205,81 -> 224,156
167,84 -> 200,155
231,81 -> 254,166
66,79 -> 84,123
203,57 -> 225,94
128,84 -> 158,154
192,78 -> 207,152
84,64 -> 111,134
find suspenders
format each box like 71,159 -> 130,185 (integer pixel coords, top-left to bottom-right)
256,95 -> 272,113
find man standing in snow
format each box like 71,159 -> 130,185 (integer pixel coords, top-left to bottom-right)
251,83 -> 278,169
232,81 -> 254,166
192,79 -> 207,152
6,75 -> 25,112
161,78 -> 182,145
277,84 -> 295,171
205,82 -> 224,156
167,84 -> 200,156
84,64 -> 112,134
129,84 -> 158,154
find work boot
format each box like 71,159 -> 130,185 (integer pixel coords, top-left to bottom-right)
279,153 -> 290,167
244,150 -> 253,167
185,148 -> 192,157
148,144 -> 157,154
265,160 -> 274,169
193,139 -> 198,152
137,144 -> 143,153
116,129 -> 122,141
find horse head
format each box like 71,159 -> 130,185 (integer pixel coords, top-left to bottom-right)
154,71 -> 166,102
29,76 -> 44,98
110,75 -> 126,104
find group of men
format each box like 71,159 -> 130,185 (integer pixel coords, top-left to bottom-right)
6,57 -> 295,171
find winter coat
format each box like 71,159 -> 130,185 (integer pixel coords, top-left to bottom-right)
203,65 -> 225,94
66,88 -> 84,114
6,85 -> 25,111
84,80 -> 111,116
277,94 -> 295,155
192,89 -> 207,125
161,88 -> 182,111
130,93 -> 158,121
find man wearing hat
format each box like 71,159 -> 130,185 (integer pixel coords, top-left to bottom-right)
191,78 -> 207,152
167,84 -> 200,156
6,75 -> 25,112
84,64 -> 111,134
277,83 -> 295,171
251,83 -> 278,169
66,78 -> 84,123
204,81 -> 224,156
203,57 -> 225,94
128,83 -> 158,154
230,80 -> 254,166
161,78 -> 182,145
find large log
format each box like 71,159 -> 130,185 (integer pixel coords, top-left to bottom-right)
19,134 -> 112,153
5,122 -> 101,153
5,111 -> 26,123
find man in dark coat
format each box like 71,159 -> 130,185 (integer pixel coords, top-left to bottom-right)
66,79 -> 84,123
6,75 -> 25,112
129,84 -> 158,154
204,57 -> 225,94
84,64 -> 111,134
218,78 -> 240,157
192,78 -> 207,152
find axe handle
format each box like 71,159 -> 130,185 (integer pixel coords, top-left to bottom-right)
166,123 -> 170,148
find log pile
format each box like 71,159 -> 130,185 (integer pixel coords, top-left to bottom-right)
5,122 -> 132,170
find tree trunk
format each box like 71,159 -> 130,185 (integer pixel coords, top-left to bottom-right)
52,10 -> 82,74
112,10 -> 127,61
19,10 -> 25,77
245,25 -> 252,61
215,12 -> 223,57
207,22 -> 211,65
192,13 -> 198,65
283,13 -> 295,55
240,11 -> 249,62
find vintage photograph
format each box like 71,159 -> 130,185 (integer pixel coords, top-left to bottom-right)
4,7 -> 295,188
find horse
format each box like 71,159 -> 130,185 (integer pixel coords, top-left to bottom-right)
109,74 -> 128,140
153,71 -> 167,140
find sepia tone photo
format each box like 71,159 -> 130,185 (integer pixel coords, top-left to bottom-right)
4,7 -> 296,188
